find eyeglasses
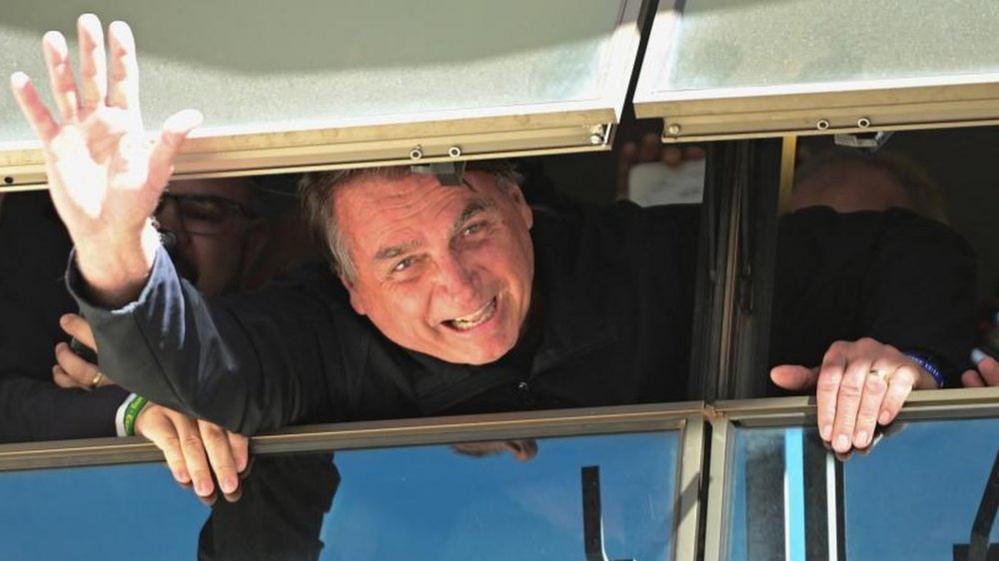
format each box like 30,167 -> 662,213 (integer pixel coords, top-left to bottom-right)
153,192 -> 259,235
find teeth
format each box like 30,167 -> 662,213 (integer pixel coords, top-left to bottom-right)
449,298 -> 497,331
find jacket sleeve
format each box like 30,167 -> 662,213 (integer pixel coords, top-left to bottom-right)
0,372 -> 128,443
67,247 -> 339,435
862,211 -> 978,386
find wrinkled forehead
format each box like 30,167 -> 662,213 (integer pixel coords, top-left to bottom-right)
334,171 -> 503,224
166,178 -> 256,205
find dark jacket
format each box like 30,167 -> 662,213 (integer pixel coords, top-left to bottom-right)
771,207 -> 977,386
0,193 -> 127,443
71,203 -> 700,434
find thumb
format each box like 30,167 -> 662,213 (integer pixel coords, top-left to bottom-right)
147,109 -> 202,185
770,364 -> 819,391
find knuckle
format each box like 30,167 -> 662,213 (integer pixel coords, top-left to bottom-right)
180,435 -> 204,453
816,375 -> 841,393
865,376 -> 887,393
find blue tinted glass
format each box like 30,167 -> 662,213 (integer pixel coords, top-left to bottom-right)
727,418 -> 999,561
0,431 -> 678,561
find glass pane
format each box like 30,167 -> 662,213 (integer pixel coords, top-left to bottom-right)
1,0 -> 630,144
0,431 -> 678,561
651,0 -> 999,94
725,418 -> 999,561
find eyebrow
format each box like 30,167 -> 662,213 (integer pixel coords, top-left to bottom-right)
450,199 -> 494,236
374,240 -> 421,261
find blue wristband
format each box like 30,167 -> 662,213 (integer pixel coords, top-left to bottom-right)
904,353 -> 946,388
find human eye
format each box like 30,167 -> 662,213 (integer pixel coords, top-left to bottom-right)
180,197 -> 227,222
461,221 -> 489,237
392,256 -> 418,273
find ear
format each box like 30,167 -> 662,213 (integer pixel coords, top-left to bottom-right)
508,184 -> 533,230
340,274 -> 368,316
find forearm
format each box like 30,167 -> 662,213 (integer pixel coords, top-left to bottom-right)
0,374 -> 128,443
73,220 -> 161,308
67,247 -> 332,435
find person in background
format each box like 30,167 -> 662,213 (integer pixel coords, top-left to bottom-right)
0,173 -> 305,501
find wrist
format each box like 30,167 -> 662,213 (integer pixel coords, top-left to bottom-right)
74,221 -> 161,307
904,352 -> 946,389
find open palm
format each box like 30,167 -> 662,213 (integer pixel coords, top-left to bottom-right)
10,15 -> 200,249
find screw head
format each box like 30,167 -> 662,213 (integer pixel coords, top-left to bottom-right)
448,145 -> 462,158
857,117 -> 871,128
816,119 -> 831,131
409,146 -> 423,160
666,123 -> 682,136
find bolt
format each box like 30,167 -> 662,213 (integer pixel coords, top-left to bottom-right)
857,117 -> 871,128
816,119 -> 831,131
409,146 -> 423,160
448,145 -> 462,158
666,123 -> 682,136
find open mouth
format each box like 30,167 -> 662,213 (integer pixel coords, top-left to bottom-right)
444,297 -> 498,332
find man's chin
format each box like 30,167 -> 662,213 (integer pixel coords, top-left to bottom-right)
440,338 -> 515,366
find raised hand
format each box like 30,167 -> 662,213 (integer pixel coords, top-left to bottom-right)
9,14 -> 201,306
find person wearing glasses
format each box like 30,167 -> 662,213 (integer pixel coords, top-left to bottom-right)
0,176 -> 277,453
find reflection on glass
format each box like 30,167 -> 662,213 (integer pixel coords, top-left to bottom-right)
0,431 -> 678,561
658,0 -> 999,93
726,418 -> 999,561
0,0 -> 627,144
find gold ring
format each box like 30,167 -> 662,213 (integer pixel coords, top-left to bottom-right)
868,368 -> 888,382
91,371 -> 104,388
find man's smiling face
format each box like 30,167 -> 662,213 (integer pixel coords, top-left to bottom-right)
334,170 -> 535,365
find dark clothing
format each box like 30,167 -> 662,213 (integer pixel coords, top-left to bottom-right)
68,203 -> 976,436
770,207 -> 977,386
0,192 -> 127,442
72,203 -> 700,434
198,453 -> 339,561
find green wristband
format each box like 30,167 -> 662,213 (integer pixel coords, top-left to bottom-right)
123,395 -> 149,436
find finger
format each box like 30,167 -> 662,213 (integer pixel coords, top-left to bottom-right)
199,422 -> 240,497
42,31 -> 80,122
769,364 -> 818,391
815,350 -> 847,442
132,406 -> 188,484
878,365 -> 917,425
639,132 -> 660,162
852,370 -> 888,448
59,313 -> 97,351
76,14 -> 107,112
146,109 -> 203,187
978,356 -> 999,386
962,369 -> 985,388
173,415 -> 215,498
662,146 -> 683,167
54,341 -> 100,384
52,365 -> 85,389
10,72 -> 60,143
228,432 -> 250,474
683,145 -> 707,161
830,356 -> 871,453
106,21 -> 140,113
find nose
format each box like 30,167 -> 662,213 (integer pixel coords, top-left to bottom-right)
433,252 -> 478,304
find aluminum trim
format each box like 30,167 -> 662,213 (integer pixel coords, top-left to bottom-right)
0,402 -> 702,472
674,414 -> 707,561
702,416 -> 733,561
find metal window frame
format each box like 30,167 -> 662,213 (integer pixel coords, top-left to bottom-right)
632,1 -> 999,142
0,400 -> 707,561
0,0 -> 645,191
701,387 -> 999,561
